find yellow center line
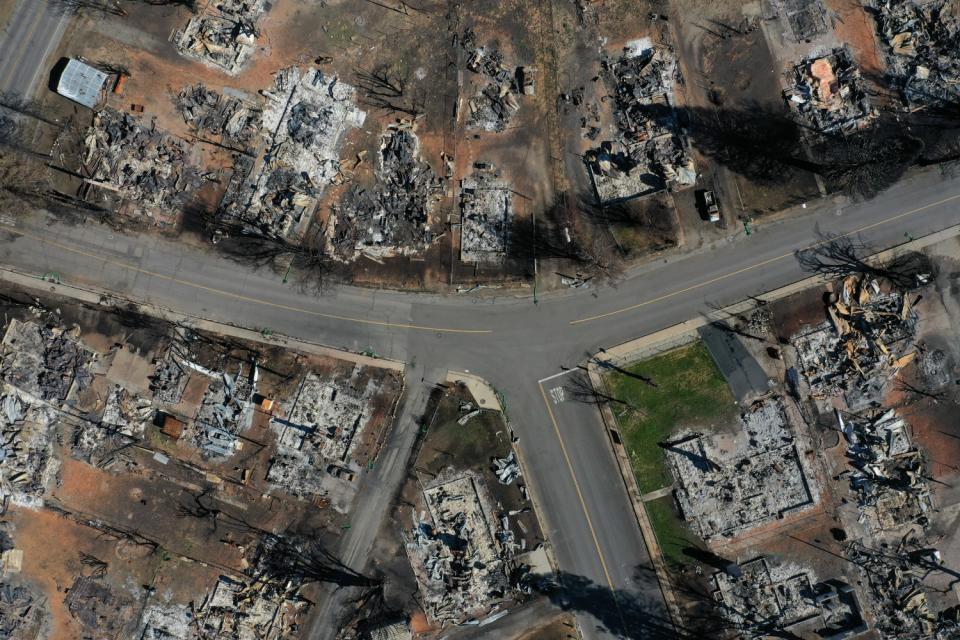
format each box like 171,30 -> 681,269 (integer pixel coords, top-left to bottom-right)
537,382 -> 624,610
570,193 -> 960,325
6,226 -> 492,335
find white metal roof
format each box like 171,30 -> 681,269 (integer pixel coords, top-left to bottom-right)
56,59 -> 108,109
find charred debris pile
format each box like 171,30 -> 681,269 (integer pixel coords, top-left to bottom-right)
586,41 -> 695,205
873,0 -> 960,107
459,28 -> 535,132
333,125 -> 442,260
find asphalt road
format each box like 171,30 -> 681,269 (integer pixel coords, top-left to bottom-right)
2,167 -> 958,638
0,0 -> 70,98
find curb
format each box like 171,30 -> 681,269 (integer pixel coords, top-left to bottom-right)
586,362 -> 684,629
596,222 -> 960,367
446,370 -> 504,412
0,266 -> 406,373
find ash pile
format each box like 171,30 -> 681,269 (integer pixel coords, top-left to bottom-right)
0,318 -> 94,403
0,390 -> 59,509
785,48 -> 876,134
175,84 -> 262,148
713,557 -> 868,637
173,0 -> 268,75
665,398 -> 818,541
586,41 -> 695,205
222,67 -> 365,239
266,368 -> 376,502
792,276 -> 918,410
714,558 -> 820,631
333,126 -> 442,259
873,0 -> 960,107
406,471 -> 526,626
773,0 -> 830,42
139,570 -> 307,640
459,28 -> 535,132
80,109 -> 202,218
459,164 -> 512,263
847,537 -> 960,639
72,384 -> 152,463
839,408 -> 932,534
0,578 -> 47,639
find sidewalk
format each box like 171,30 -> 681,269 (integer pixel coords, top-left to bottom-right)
0,266 -> 406,372
446,369 -> 503,411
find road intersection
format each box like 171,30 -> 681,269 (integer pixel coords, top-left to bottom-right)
1,166 -> 958,638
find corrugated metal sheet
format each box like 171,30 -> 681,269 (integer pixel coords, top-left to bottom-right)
56,59 -> 108,109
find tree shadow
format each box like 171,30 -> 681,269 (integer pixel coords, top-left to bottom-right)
539,572 -> 684,639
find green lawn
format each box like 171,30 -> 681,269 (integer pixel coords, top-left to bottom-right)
645,495 -> 698,570
603,341 -> 736,493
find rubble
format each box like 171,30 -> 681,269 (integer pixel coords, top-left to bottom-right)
72,384 -> 152,460
666,398 -> 818,541
847,537 -> 958,639
872,0 -> 960,108
224,67 -> 365,238
714,557 -> 867,637
586,41 -> 695,204
773,0 -> 830,42
139,602 -> 195,640
80,109 -> 202,218
406,472 -> 510,625
176,84 -> 262,147
265,370 -> 369,498
459,29 -> 533,131
785,48 -> 876,134
0,579 -> 47,639
150,348 -> 190,404
793,277 -> 917,410
714,558 -> 820,630
0,389 -> 59,508
333,127 -> 442,258
173,0 -> 268,74
65,576 -> 136,637
491,452 -> 521,485
1,319 -> 94,402
839,408 -> 933,533
197,574 -> 303,640
459,165 -> 512,263
189,362 -> 258,459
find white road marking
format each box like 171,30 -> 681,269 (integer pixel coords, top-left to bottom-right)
549,386 -> 565,405
537,369 -> 576,384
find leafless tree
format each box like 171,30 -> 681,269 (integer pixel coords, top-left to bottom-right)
49,0 -> 128,16
0,149 -> 49,214
193,207 -> 339,292
94,60 -> 132,77
0,92 -> 59,127
254,534 -> 383,590
50,0 -> 198,15
796,234 -> 935,290
78,552 -> 109,578
507,216 -> 624,282
355,66 -> 424,119
811,125 -> 924,200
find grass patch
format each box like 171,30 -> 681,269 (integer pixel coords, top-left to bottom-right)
645,495 -> 698,571
418,395 -> 511,477
603,341 -> 736,493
